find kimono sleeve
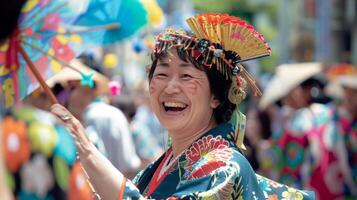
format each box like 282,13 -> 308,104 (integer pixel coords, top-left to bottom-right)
120,168 -> 147,199
171,151 -> 315,200
170,151 -> 267,199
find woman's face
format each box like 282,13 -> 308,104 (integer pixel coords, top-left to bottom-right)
149,50 -> 219,134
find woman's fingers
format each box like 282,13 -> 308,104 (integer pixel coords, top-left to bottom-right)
50,104 -> 91,152
50,104 -> 74,122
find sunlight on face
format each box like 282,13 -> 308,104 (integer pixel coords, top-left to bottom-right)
149,50 -> 218,135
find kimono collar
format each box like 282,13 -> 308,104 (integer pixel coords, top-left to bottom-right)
188,120 -> 245,150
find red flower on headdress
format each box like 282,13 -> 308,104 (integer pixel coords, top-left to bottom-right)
184,135 -> 233,180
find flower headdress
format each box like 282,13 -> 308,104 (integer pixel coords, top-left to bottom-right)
152,14 -> 271,149
153,13 -> 271,105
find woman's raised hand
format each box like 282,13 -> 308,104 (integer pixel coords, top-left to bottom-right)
50,104 -> 92,155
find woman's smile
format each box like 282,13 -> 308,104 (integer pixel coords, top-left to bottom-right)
149,50 -> 216,133
162,101 -> 188,112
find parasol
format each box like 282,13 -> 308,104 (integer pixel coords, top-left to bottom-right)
0,0 -> 152,108
0,0 -> 89,108
72,0 -> 148,45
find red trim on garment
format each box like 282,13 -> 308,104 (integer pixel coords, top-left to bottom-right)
118,176 -> 126,200
145,149 -> 175,197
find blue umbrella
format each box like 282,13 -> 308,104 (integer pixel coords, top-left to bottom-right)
72,0 -> 148,45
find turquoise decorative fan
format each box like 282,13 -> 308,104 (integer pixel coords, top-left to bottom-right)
73,0 -> 148,45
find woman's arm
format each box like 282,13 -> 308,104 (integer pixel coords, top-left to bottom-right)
51,104 -> 126,200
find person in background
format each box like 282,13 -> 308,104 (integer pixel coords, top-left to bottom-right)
244,106 -> 272,171
51,13 -> 315,199
259,63 -> 351,199
112,93 -> 163,169
332,74 -> 357,198
132,82 -> 168,149
58,58 -> 141,178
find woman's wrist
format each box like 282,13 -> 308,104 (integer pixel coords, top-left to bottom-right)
77,142 -> 99,167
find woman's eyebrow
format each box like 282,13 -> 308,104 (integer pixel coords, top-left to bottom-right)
179,63 -> 192,67
157,62 -> 170,67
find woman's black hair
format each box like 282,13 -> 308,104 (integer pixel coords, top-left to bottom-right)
148,47 -> 236,124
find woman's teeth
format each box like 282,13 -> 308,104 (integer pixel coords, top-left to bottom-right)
164,102 -> 186,108
163,102 -> 187,111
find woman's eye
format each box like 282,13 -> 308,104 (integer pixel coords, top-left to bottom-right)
182,74 -> 193,79
155,73 -> 167,77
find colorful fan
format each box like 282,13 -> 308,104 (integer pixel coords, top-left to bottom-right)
0,0 -> 88,108
72,0 -> 148,45
186,14 -> 271,96
186,13 -> 271,63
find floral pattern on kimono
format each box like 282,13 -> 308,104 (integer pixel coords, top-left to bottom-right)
118,122 -> 314,199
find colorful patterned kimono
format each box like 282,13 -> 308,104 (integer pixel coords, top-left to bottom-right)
337,108 -> 357,197
117,123 -> 314,199
344,121 -> 357,192
260,104 -> 350,199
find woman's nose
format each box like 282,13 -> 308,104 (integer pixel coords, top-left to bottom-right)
164,78 -> 181,94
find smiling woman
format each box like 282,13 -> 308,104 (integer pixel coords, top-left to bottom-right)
51,13 -> 315,199
148,50 -> 219,152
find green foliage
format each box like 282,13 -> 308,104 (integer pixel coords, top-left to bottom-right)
192,0 -> 255,22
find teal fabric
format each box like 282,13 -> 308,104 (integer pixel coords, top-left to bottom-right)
74,0 -> 148,45
121,123 -> 315,199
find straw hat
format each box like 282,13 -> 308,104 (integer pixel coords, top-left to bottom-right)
259,62 -> 322,110
46,59 -> 109,95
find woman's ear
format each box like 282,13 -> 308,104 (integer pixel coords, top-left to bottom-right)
210,96 -> 220,109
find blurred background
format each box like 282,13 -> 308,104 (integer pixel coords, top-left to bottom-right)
0,0 -> 356,199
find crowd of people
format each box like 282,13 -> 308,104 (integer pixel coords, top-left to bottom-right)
244,63 -> 357,199
0,11 -> 356,200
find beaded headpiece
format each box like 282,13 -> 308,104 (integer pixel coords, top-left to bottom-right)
152,14 -> 271,149
152,13 -> 271,105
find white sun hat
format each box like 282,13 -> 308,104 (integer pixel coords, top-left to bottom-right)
45,59 -> 109,95
258,62 -> 322,110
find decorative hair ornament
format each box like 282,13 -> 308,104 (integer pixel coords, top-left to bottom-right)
153,14 -> 271,104
186,13 -> 270,98
229,108 -> 247,150
152,14 -> 271,150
